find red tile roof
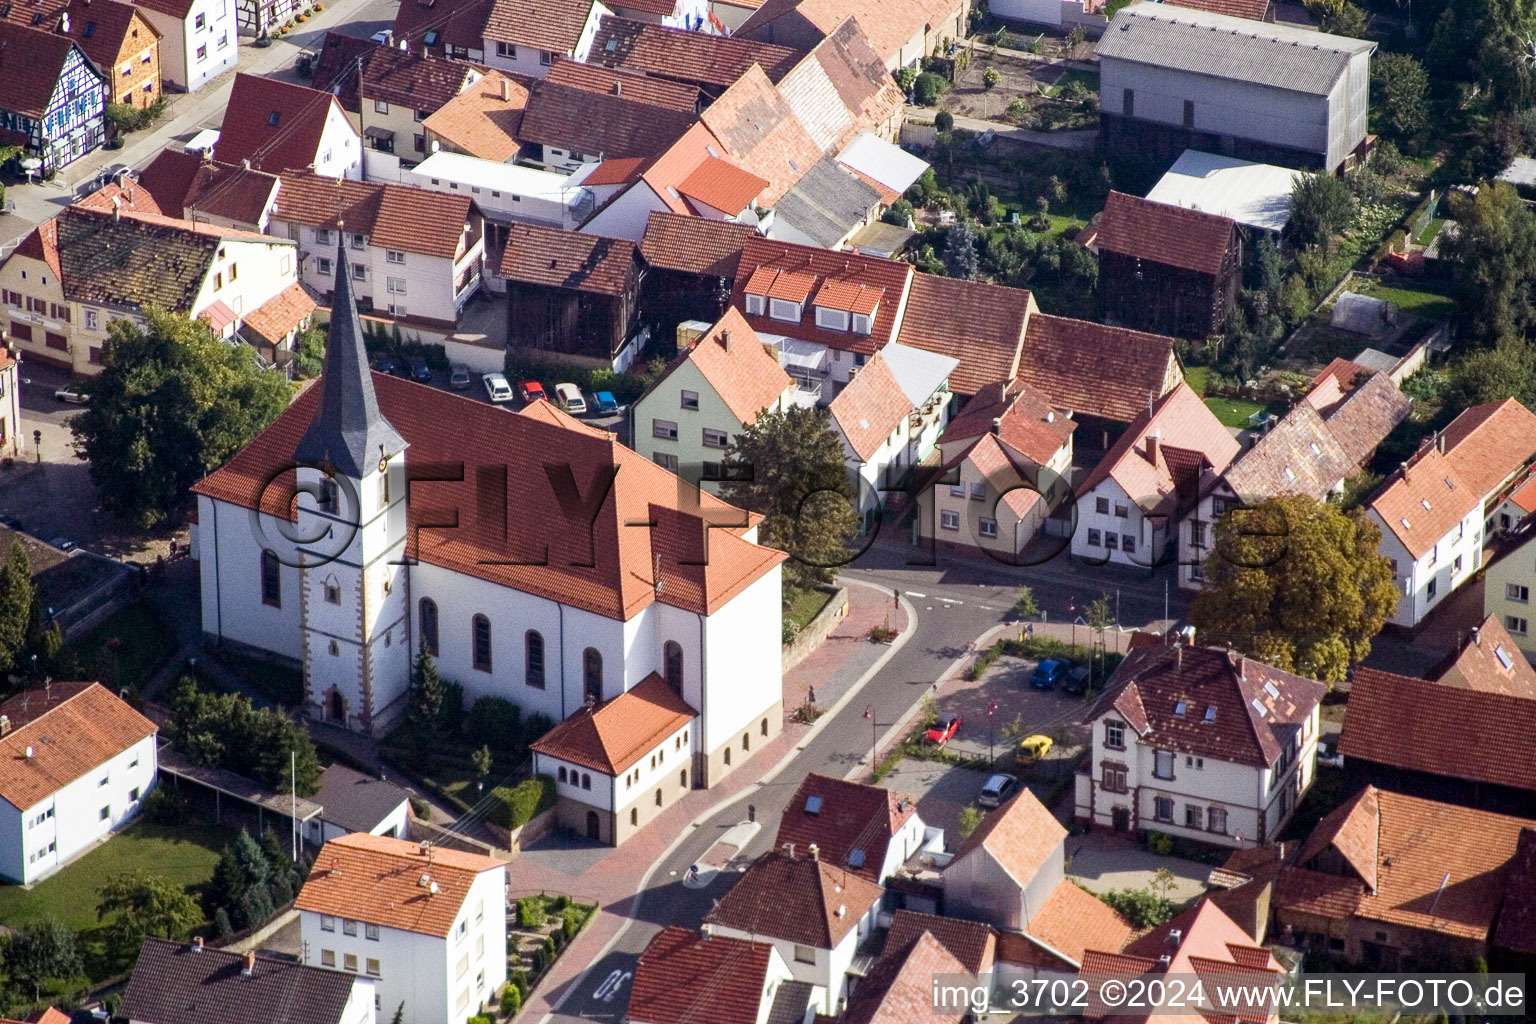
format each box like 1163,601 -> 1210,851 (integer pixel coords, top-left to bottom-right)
497,222 -> 638,295
740,0 -> 960,68
1095,191 -> 1237,276
0,21 -> 94,117
1321,371 -> 1411,468
216,73 -> 349,176
844,931 -> 967,1024
1510,474 -> 1536,515
1091,644 -> 1324,769
588,16 -> 805,88
639,212 -> 754,277
1283,786 -> 1536,941
828,350 -> 915,460
73,181 -> 165,217
242,283 -> 317,346
669,308 -> 791,423
1167,0 -> 1272,16
1016,314 -> 1184,423
629,926 -> 774,1024
1338,668 -> 1536,794
53,0 -> 160,75
1435,614 -> 1536,698
581,156 -> 650,186
1024,879 -> 1134,967
948,788 -> 1065,888
897,275 -> 1031,395
0,682 -> 156,811
731,235 -> 912,354
630,122 -> 732,217
1078,382 -> 1239,517
421,71 -> 528,163
529,674 -> 694,774
882,909 -> 995,972
483,0 -> 595,54
776,17 -> 904,153
1440,398 -> 1536,501
700,64 -> 822,206
191,374 -> 785,621
295,833 -> 504,937
392,0 -> 492,56
775,773 -> 918,881
676,156 -> 769,215
274,172 -> 472,260
546,57 -> 701,111
520,79 -> 696,161
1367,447 -> 1478,560
311,31 -> 474,115
706,849 -> 884,948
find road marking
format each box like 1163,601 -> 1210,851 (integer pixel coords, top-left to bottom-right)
937,597 -> 963,605
594,970 -> 631,1003
905,590 -> 927,598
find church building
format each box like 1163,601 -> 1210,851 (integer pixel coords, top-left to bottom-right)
189,240 -> 787,843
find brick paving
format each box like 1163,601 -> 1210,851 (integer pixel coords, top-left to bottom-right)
783,581 -> 907,711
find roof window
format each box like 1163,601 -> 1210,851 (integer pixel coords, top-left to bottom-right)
805,795 -> 821,815
1250,697 -> 1267,716
1496,645 -> 1514,670
1420,498 -> 1431,510
847,849 -> 866,868
1445,477 -> 1456,489
1400,517 -> 1411,529
1263,681 -> 1280,699
1173,700 -> 1187,717
1283,466 -> 1295,482
1309,442 -> 1321,456
1203,706 -> 1216,723
269,111 -> 280,126
604,36 -> 617,52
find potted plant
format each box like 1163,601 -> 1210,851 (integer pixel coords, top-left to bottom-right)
869,624 -> 898,644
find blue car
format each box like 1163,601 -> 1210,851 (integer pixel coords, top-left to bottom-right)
1031,658 -> 1070,690
591,390 -> 619,414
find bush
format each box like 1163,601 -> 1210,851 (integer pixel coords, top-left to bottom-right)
517,896 -> 546,928
895,67 -> 917,91
466,696 -> 521,752
934,109 -> 954,132
562,909 -> 580,942
1098,886 -> 1174,927
488,775 -> 556,830
913,72 -> 947,106
140,783 -> 188,825
781,619 -> 801,645
467,1015 -> 494,1024
500,985 -> 522,1015
982,66 -> 1001,90
408,795 -> 431,821
1145,830 -> 1174,855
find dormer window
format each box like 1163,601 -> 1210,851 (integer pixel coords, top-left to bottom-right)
769,298 -> 801,322
814,306 -> 849,331
852,313 -> 872,335
745,293 -> 764,316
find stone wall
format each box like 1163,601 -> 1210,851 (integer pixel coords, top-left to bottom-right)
782,586 -> 849,673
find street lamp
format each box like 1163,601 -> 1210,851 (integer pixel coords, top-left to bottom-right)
32,429 -> 40,464
863,705 -> 879,770
987,700 -> 998,764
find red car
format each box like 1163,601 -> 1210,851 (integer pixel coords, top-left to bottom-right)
925,714 -> 962,745
518,380 -> 547,403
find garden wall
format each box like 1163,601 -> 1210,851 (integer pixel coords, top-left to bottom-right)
782,586 -> 848,673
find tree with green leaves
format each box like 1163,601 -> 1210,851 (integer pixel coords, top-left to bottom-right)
96,870 -> 202,949
293,326 -> 326,378
164,675 -> 321,795
1189,496 -> 1398,682
1012,586 -> 1040,619
1447,338 -> 1536,409
391,1003 -> 405,1024
472,744 -> 493,791
957,805 -> 984,840
209,829 -> 279,931
0,539 -> 31,673
71,307 -> 292,527
1303,0 -> 1368,34
720,406 -> 858,589
1370,52 -> 1429,145
1,917 -> 83,1001
942,217 -> 981,280
407,639 -> 447,737
1286,173 -> 1356,250
1444,182 -> 1536,348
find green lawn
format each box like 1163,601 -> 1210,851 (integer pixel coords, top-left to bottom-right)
1183,365 -> 1210,397
1204,395 -> 1274,429
1048,69 -> 1098,97
1356,281 -> 1457,321
1412,217 -> 1445,247
784,587 -> 834,632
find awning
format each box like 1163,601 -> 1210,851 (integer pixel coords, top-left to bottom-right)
775,336 -> 828,373
363,126 -> 395,141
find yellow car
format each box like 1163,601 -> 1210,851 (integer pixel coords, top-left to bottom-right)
1015,734 -> 1053,766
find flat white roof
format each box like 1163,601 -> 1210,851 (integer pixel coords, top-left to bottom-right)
881,342 -> 958,406
1497,157 -> 1536,187
186,128 -> 220,154
409,151 -> 577,203
836,133 -> 929,197
1145,149 -> 1303,232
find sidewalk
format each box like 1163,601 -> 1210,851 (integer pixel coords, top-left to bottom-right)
782,579 -> 907,711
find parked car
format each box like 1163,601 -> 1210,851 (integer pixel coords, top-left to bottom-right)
1063,664 -> 1092,695
591,390 -> 619,415
1015,734 -> 1053,767
373,353 -> 403,376
977,773 -> 1018,808
482,372 -> 514,403
405,356 -> 432,382
518,380 -> 547,404
924,713 -> 961,745
448,364 -> 472,390
554,382 -> 587,414
1317,741 -> 1344,769
49,537 -> 75,552
54,383 -> 89,404
1030,658 -> 1071,690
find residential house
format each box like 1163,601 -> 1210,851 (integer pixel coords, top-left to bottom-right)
1096,2 -> 1374,172
1079,900 -> 1281,1021
310,32 -> 484,168
1432,614 -> 1536,696
136,0 -> 235,92
237,0 -> 314,40
268,172 -> 485,332
122,937 -> 375,1024
827,342 -> 956,525
56,0 -> 161,109
480,0 -> 608,78
881,910 -> 997,974
632,308 -> 799,486
922,379 -> 1076,559
1365,447 -> 1482,628
389,0 -> 491,61
0,21 -> 107,173
1178,371 -> 1410,589
699,65 -> 822,207
306,764 -> 412,846
0,347 -> 22,459
1493,476 -> 1536,537
765,155 -> 886,250
546,57 -> 704,112
601,0 -> 705,28
989,0 -> 1106,30
496,222 -> 644,365
215,73 -> 363,179
841,932 -> 968,1024
420,71 -> 529,164
0,203 -> 300,375
737,0 -> 971,71
189,269 -> 788,801
1338,660 -> 1536,817
136,149 -> 281,232
1071,382 -> 1239,568
407,153 -> 581,247
636,212 -> 755,334
1437,398 -> 1536,537
627,926 -> 799,1024
895,275 -> 1034,398
1272,786 -> 1536,969
1074,640 -> 1326,847
1486,520 -> 1536,651
517,74 -> 697,171
704,846 -> 885,1014
775,773 -> 933,884
237,281 -> 317,369
586,16 -> 805,95
0,681 -> 158,885
1168,0 -> 1274,19
296,833 -> 506,1024
1095,191 -> 1242,341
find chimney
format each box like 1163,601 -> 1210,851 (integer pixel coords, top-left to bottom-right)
498,77 -> 510,101
720,327 -> 732,352
111,195 -> 121,223
808,843 -> 819,861
991,417 -> 1001,435
1437,431 -> 1445,454
0,714 -> 8,736
782,842 -> 795,858
241,951 -> 256,976
1166,928 -> 1183,948
612,80 -> 622,96
1471,626 -> 1480,646
1156,954 -> 1172,971
192,936 -> 204,952
419,840 -> 431,856
1145,431 -> 1160,464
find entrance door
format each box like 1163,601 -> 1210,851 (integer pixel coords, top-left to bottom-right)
326,690 -> 345,724
585,810 -> 600,841
1112,806 -> 1131,832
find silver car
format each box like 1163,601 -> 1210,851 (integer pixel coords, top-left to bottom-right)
449,364 -> 472,390
482,372 -> 514,403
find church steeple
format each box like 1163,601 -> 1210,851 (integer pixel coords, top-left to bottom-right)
294,237 -> 406,478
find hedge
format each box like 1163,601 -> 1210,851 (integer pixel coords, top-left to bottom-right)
487,774 -> 557,829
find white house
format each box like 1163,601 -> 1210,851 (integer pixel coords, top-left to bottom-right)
1071,382 -> 1239,569
1436,398 -> 1536,538
1073,641 -> 1326,848
705,847 -> 886,1014
136,0 -> 236,92
268,171 -> 486,332
297,834 -> 506,1024
408,151 -> 584,233
1366,447 -> 1484,629
628,927 -> 799,1024
216,73 -> 363,180
775,773 -> 937,884
481,0 -> 609,78
1097,3 -> 1374,173
632,308 -> 803,489
123,937 -> 376,1024
0,347 -> 24,459
0,682 -> 158,885
189,247 -> 789,836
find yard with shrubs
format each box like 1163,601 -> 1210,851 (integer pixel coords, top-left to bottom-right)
495,893 -> 598,1016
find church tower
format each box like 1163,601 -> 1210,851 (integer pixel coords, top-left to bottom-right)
292,238 -> 411,735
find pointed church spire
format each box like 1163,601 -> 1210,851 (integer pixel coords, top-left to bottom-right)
294,238 -> 406,478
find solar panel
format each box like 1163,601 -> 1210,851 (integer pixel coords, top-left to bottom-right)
805,795 -> 822,815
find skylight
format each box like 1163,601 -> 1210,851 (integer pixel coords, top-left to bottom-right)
1496,645 -> 1514,670
1420,498 -> 1431,511
1264,681 -> 1280,699
847,849 -> 866,868
1445,477 -> 1456,490
1250,697 -> 1267,715
604,36 -> 617,51
1283,467 -> 1295,482
1173,700 -> 1187,717
1203,706 -> 1216,723
1400,517 -> 1411,529
269,111 -> 280,126
805,795 -> 822,815
1309,442 -> 1321,456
